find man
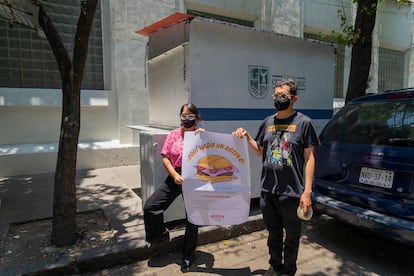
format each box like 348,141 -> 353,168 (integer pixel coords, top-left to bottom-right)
233,78 -> 320,276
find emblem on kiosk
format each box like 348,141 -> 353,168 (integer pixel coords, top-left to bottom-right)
248,65 -> 269,99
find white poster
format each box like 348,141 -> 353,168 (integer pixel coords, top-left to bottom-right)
182,131 -> 251,226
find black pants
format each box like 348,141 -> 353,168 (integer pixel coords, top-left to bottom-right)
143,172 -> 198,260
260,192 -> 302,275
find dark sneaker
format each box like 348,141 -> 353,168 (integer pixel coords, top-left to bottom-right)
147,230 -> 170,244
146,230 -> 170,255
281,269 -> 295,276
180,258 -> 192,272
264,266 -> 282,276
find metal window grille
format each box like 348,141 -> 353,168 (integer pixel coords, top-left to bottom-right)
304,33 -> 345,98
378,47 -> 404,92
0,0 -> 103,89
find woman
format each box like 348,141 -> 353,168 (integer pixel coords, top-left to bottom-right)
143,103 -> 204,270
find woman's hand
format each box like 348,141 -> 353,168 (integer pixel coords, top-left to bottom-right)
162,156 -> 184,185
195,128 -> 205,133
173,174 -> 184,185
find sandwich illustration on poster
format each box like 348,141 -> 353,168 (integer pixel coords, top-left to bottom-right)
182,131 -> 251,226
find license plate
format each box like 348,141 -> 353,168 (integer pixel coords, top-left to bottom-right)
359,167 -> 394,188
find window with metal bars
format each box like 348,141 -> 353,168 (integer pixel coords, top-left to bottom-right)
0,0 -> 103,90
304,32 -> 345,99
378,47 -> 404,92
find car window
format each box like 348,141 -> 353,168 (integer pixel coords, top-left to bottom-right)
321,99 -> 414,146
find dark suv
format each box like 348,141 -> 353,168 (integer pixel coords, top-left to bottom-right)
313,89 -> 414,245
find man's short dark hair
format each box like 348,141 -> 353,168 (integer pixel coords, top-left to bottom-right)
274,78 -> 298,95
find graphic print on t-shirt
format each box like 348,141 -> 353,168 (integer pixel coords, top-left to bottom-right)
265,124 -> 295,167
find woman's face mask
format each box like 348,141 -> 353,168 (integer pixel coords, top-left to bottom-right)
181,119 -> 196,128
180,114 -> 197,128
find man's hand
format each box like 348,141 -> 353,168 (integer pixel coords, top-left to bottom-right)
299,192 -> 312,213
232,128 -> 248,139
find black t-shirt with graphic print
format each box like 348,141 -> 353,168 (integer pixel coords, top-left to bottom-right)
254,111 -> 320,197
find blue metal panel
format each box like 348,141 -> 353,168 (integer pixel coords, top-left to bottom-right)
199,108 -> 333,121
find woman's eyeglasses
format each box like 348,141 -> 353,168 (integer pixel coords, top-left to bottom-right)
180,114 -> 197,120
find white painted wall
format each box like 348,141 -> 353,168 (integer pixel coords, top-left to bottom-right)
1,0 -> 413,176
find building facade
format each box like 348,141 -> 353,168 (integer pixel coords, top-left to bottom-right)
0,0 -> 412,176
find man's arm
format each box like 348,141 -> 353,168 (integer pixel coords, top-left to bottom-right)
300,146 -> 316,212
232,128 -> 263,156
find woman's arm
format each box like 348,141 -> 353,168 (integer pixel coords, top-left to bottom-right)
162,155 -> 183,185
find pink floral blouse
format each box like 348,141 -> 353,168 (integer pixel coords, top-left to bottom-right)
161,128 -> 185,168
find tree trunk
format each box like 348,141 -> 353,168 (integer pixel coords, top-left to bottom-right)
38,0 -> 98,246
345,0 -> 378,104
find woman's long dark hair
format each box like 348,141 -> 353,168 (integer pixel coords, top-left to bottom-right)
180,103 -> 201,120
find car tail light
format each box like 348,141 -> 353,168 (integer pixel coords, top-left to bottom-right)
385,92 -> 414,99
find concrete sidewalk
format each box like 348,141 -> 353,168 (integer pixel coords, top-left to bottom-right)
0,165 -> 264,275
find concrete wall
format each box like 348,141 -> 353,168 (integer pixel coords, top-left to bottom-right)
1,0 -> 413,176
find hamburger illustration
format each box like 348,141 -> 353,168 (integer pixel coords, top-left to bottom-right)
194,155 -> 239,183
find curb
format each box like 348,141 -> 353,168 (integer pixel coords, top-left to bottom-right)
5,214 -> 264,275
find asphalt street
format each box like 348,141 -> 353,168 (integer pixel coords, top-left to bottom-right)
2,166 -> 414,276
82,214 -> 414,276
